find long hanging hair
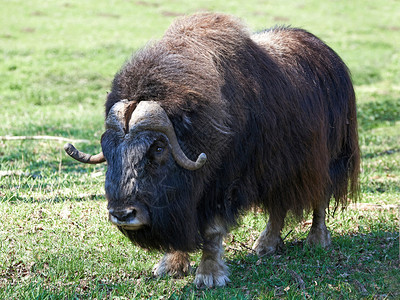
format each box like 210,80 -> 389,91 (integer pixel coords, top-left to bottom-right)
105,13 -> 360,251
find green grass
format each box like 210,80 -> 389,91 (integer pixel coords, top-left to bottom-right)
1,0 -> 399,298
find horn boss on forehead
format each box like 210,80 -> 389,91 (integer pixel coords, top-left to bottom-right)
104,99 -> 207,170
126,101 -> 207,171
64,100 -> 133,165
65,99 -> 207,171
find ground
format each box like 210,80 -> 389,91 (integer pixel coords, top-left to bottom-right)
0,0 -> 399,298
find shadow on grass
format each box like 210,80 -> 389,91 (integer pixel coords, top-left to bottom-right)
2,231 -> 397,299
362,147 -> 400,159
169,230 -> 399,299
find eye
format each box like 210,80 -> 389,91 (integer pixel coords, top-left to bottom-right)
155,146 -> 164,154
148,138 -> 168,164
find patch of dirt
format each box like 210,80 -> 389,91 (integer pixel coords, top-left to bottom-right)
161,11 -> 185,17
21,27 -> 35,33
1,34 -> 15,39
136,1 -> 160,7
31,11 -> 46,16
97,13 -> 120,19
273,16 -> 290,23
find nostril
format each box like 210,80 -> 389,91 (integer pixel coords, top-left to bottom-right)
126,208 -> 137,220
109,208 -> 137,222
108,204 -> 149,228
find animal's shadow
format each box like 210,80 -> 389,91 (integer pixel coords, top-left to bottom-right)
165,230 -> 397,297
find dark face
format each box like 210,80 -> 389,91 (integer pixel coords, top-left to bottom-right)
101,129 -> 201,251
102,129 -> 173,227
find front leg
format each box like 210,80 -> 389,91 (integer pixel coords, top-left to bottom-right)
194,218 -> 230,288
153,251 -> 191,278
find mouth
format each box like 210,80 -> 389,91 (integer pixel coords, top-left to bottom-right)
108,204 -> 150,230
109,214 -> 145,230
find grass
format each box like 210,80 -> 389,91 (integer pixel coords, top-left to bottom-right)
1,0 -> 399,298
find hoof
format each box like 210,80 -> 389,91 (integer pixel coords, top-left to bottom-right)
252,234 -> 284,256
194,258 -> 230,288
306,226 -> 331,248
194,273 -> 230,288
153,252 -> 191,278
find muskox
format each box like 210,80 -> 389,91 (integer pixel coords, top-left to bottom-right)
64,13 -> 360,287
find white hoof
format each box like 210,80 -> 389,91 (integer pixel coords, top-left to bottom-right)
194,272 -> 230,288
194,258 -> 230,288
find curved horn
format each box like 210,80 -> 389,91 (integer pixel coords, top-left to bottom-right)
64,143 -> 106,164
128,101 -> 207,171
105,99 -> 132,133
64,100 -> 132,164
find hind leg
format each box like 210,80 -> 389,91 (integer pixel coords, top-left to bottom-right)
252,210 -> 286,256
306,201 -> 331,247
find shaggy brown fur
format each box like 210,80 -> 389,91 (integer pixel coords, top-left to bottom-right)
100,13 -> 360,286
